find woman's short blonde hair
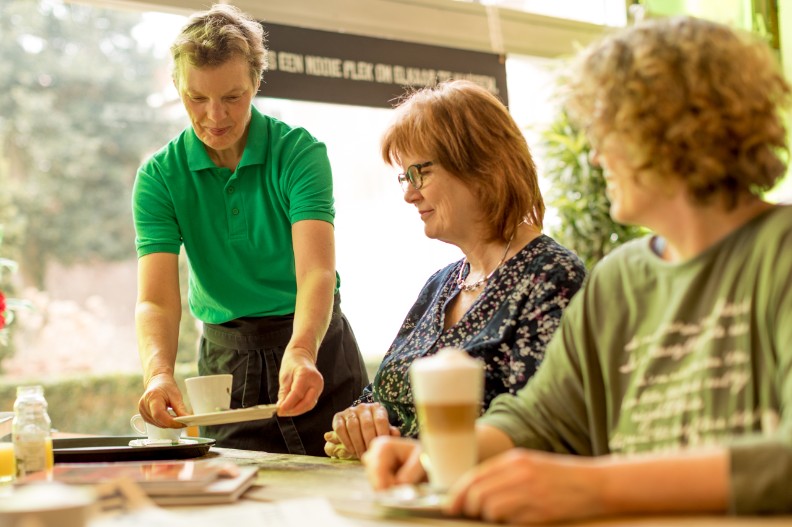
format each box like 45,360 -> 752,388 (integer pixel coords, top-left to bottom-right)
171,4 -> 267,90
381,80 -> 544,242
566,16 -> 790,208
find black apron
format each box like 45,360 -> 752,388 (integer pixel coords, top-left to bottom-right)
198,294 -> 368,456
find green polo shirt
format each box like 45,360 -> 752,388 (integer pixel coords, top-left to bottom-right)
133,106 -> 338,324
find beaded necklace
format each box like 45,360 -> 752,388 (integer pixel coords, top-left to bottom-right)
455,231 -> 515,292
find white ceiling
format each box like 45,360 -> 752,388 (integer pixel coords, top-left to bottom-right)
68,0 -> 611,58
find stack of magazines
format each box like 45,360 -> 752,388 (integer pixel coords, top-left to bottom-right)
19,459 -> 258,505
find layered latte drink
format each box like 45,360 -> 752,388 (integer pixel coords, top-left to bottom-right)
410,347 -> 484,491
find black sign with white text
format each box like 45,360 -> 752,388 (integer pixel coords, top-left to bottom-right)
259,22 -> 508,108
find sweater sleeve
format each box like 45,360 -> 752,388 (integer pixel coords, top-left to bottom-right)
353,384 -> 375,405
728,226 -> 792,514
500,246 -> 586,393
729,439 -> 792,514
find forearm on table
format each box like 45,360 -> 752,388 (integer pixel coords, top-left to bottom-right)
135,300 -> 181,384
288,269 -> 335,359
476,423 -> 516,462
595,448 -> 729,516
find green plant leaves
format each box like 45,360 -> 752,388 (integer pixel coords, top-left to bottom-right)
540,108 -> 645,270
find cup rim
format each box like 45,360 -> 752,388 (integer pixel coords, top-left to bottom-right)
185,374 -> 233,383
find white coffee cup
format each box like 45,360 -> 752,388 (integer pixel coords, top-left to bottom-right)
185,374 -> 233,414
410,347 -> 484,491
130,414 -> 182,444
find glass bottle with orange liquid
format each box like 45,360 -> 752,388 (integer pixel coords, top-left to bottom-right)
12,385 -> 53,478
0,440 -> 15,489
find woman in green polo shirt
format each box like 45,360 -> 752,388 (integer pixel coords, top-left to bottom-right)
132,4 -> 367,456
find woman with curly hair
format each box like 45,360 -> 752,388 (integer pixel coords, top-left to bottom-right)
364,16 -> 792,523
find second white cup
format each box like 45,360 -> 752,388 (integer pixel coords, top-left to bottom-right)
185,374 -> 233,414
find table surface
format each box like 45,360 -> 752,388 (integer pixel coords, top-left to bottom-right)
196,447 -> 792,527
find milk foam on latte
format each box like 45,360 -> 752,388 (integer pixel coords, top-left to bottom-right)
410,347 -> 484,490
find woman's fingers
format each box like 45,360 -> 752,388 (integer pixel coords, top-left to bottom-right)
332,412 -> 357,456
343,411 -> 367,458
332,403 -> 395,458
363,437 -> 426,490
372,404 -> 392,438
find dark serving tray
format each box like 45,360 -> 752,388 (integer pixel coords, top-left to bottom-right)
53,436 -> 215,463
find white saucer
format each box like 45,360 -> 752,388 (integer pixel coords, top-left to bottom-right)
376,484 -> 448,513
128,438 -> 198,448
173,404 -> 278,427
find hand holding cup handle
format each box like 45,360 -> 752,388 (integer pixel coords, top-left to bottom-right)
138,372 -> 189,428
130,410 -> 182,443
130,413 -> 148,435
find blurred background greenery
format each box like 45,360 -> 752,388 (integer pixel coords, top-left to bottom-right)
0,364 -> 196,436
541,108 -> 646,270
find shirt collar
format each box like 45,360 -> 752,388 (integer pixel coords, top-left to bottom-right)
185,126 -> 215,172
185,105 -> 268,172
238,105 -> 267,168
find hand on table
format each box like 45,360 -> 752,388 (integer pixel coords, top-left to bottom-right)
362,436 -> 427,490
138,373 -> 188,428
326,402 -> 400,459
364,439 -> 603,524
277,346 -> 324,417
446,449 -> 603,524
323,430 -> 356,460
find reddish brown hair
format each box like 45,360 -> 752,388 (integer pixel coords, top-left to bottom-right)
381,80 -> 544,242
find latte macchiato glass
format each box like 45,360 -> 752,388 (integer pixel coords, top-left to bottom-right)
410,347 -> 483,491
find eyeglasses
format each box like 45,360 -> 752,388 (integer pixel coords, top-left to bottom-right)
397,161 -> 433,192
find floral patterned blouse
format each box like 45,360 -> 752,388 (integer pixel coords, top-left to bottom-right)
356,235 -> 587,437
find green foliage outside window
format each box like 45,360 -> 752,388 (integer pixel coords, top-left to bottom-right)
0,0 -> 201,371
0,364 -> 197,435
0,0 -> 181,288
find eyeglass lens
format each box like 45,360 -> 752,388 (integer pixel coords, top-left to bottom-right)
398,162 -> 432,192
406,165 -> 421,188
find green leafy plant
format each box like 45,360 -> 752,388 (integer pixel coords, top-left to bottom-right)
541,108 -> 645,270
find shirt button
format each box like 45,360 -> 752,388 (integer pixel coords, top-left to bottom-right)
232,208 -> 239,215
227,186 -> 235,194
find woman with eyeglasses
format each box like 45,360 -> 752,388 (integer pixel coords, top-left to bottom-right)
324,80 -> 586,459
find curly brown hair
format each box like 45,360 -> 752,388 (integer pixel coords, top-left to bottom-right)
566,16 -> 790,208
381,80 -> 544,242
171,4 -> 267,90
